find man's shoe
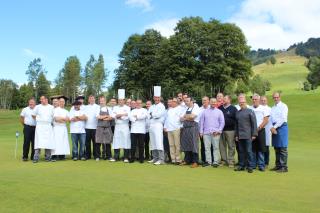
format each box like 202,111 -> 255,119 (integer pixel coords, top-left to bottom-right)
270,167 -> 280,171
259,167 -> 265,172
212,163 -> 219,168
234,167 -> 245,171
139,160 -> 144,164
109,158 -> 116,162
202,162 -> 210,167
81,157 -> 86,161
51,159 -> 56,162
32,159 -> 39,163
124,159 -> 129,163
247,168 -> 254,173
179,161 -> 188,166
148,159 -> 155,163
154,161 -> 162,165
228,164 -> 235,168
276,168 -> 288,173
73,158 -> 78,161
129,160 -> 135,163
22,157 -> 28,161
191,163 -> 199,168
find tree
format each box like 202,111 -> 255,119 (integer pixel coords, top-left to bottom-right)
83,55 -> 96,98
249,75 -> 271,95
306,56 -> 320,89
19,82 -> 35,105
25,58 -> 46,100
36,72 -> 50,98
92,54 -> 108,96
0,79 -> 18,109
270,56 -> 276,65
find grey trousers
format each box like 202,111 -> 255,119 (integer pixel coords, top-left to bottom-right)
152,150 -> 164,163
219,130 -> 236,165
34,149 -> 52,160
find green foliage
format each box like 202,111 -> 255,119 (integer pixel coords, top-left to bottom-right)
0,79 -> 18,109
249,75 -> 272,95
112,17 -> 252,100
25,58 -> 46,100
270,56 -> 276,65
303,81 -> 311,91
247,48 -> 277,65
235,79 -> 249,95
36,72 -> 50,98
295,38 -> 320,58
306,56 -> 320,89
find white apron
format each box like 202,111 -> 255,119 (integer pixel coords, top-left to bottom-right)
52,124 -> 70,155
113,123 -> 131,149
35,121 -> 55,149
149,122 -> 163,150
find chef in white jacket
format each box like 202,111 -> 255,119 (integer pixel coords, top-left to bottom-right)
129,99 -> 148,163
111,89 -> 131,162
148,86 -> 166,165
51,96 -> 70,161
32,95 -> 55,163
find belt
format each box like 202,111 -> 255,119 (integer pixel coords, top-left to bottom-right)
24,124 -> 35,128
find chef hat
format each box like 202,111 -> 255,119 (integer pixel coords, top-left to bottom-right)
154,86 -> 161,97
118,89 -> 125,99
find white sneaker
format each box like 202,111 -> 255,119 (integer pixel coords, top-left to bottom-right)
154,161 -> 162,165
124,159 -> 129,163
95,158 -> 100,161
148,159 -> 155,163
109,158 -> 115,162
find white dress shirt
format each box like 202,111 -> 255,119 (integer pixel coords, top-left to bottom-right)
33,104 -> 54,123
164,106 -> 184,131
130,108 -> 148,133
20,106 -> 36,126
69,108 -> 86,133
111,105 -> 131,125
84,104 -> 100,129
249,105 -> 270,127
270,101 -> 288,129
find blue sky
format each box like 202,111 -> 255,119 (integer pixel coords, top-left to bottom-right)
1,0 -> 319,87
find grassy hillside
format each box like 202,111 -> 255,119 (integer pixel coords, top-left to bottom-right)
252,50 -> 319,95
1,93 -> 320,212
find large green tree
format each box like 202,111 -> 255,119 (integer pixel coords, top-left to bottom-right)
306,56 -> 320,89
25,58 -> 46,100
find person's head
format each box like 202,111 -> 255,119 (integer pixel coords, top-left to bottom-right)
126,98 -> 132,106
28,98 -> 36,108
272,92 -> 281,104
146,100 -> 152,109
59,98 -> 65,108
99,96 -> 106,106
118,99 -> 125,106
177,93 -> 183,100
216,92 -> 224,102
109,98 -> 117,107
237,93 -> 245,104
52,98 -> 59,108
252,93 -> 260,107
88,95 -> 95,105
76,96 -> 85,104
182,94 -> 188,101
153,96 -> 161,104
136,99 -> 143,109
238,97 -> 247,109
210,98 -> 217,108
171,98 -> 178,108
40,96 -> 48,105
167,98 -> 173,108
130,100 -> 136,109
184,97 -> 193,108
223,95 -> 232,106
260,96 -> 268,106
73,101 -> 81,110
202,96 -> 209,108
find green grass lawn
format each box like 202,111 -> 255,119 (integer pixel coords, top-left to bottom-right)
0,93 -> 320,212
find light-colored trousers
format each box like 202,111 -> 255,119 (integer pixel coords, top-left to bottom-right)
167,129 -> 181,163
203,134 -> 221,165
219,130 -> 236,165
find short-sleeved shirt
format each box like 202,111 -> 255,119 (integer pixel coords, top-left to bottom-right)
69,109 -> 86,134
20,106 -> 36,126
249,105 -> 270,127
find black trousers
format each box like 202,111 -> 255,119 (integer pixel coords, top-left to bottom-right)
130,133 -> 145,162
23,125 -> 35,160
275,147 -> 288,169
163,133 -> 171,162
95,143 -> 112,159
114,149 -> 130,160
145,132 -> 150,159
85,129 -> 96,159
184,151 -> 199,164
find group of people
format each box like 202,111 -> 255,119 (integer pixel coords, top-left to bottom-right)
20,86 -> 289,173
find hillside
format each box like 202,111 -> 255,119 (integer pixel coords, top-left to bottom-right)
252,50 -> 318,95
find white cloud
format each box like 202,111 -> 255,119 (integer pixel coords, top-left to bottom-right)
22,48 -> 46,59
229,0 -> 320,49
125,0 -> 153,12
144,18 -> 179,37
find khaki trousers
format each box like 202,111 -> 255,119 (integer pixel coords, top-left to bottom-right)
167,129 -> 181,163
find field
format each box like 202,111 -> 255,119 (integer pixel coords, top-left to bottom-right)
1,53 -> 320,212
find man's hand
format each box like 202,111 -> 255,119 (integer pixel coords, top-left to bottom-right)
164,128 -> 167,132
252,136 -> 256,140
199,133 -> 203,138
235,136 -> 239,141
270,127 -> 277,134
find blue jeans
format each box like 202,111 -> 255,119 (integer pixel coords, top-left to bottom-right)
238,139 -> 254,169
71,133 -> 86,159
253,151 -> 265,169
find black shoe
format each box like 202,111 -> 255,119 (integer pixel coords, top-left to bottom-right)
129,160 -> 135,163
234,167 -> 245,171
73,158 -> 78,161
259,167 -> 265,172
276,168 -> 288,173
212,163 -> 219,168
270,166 -> 280,171
247,168 -> 254,173
202,162 -> 210,167
22,157 -> 28,161
33,159 -> 39,163
139,160 -> 144,164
